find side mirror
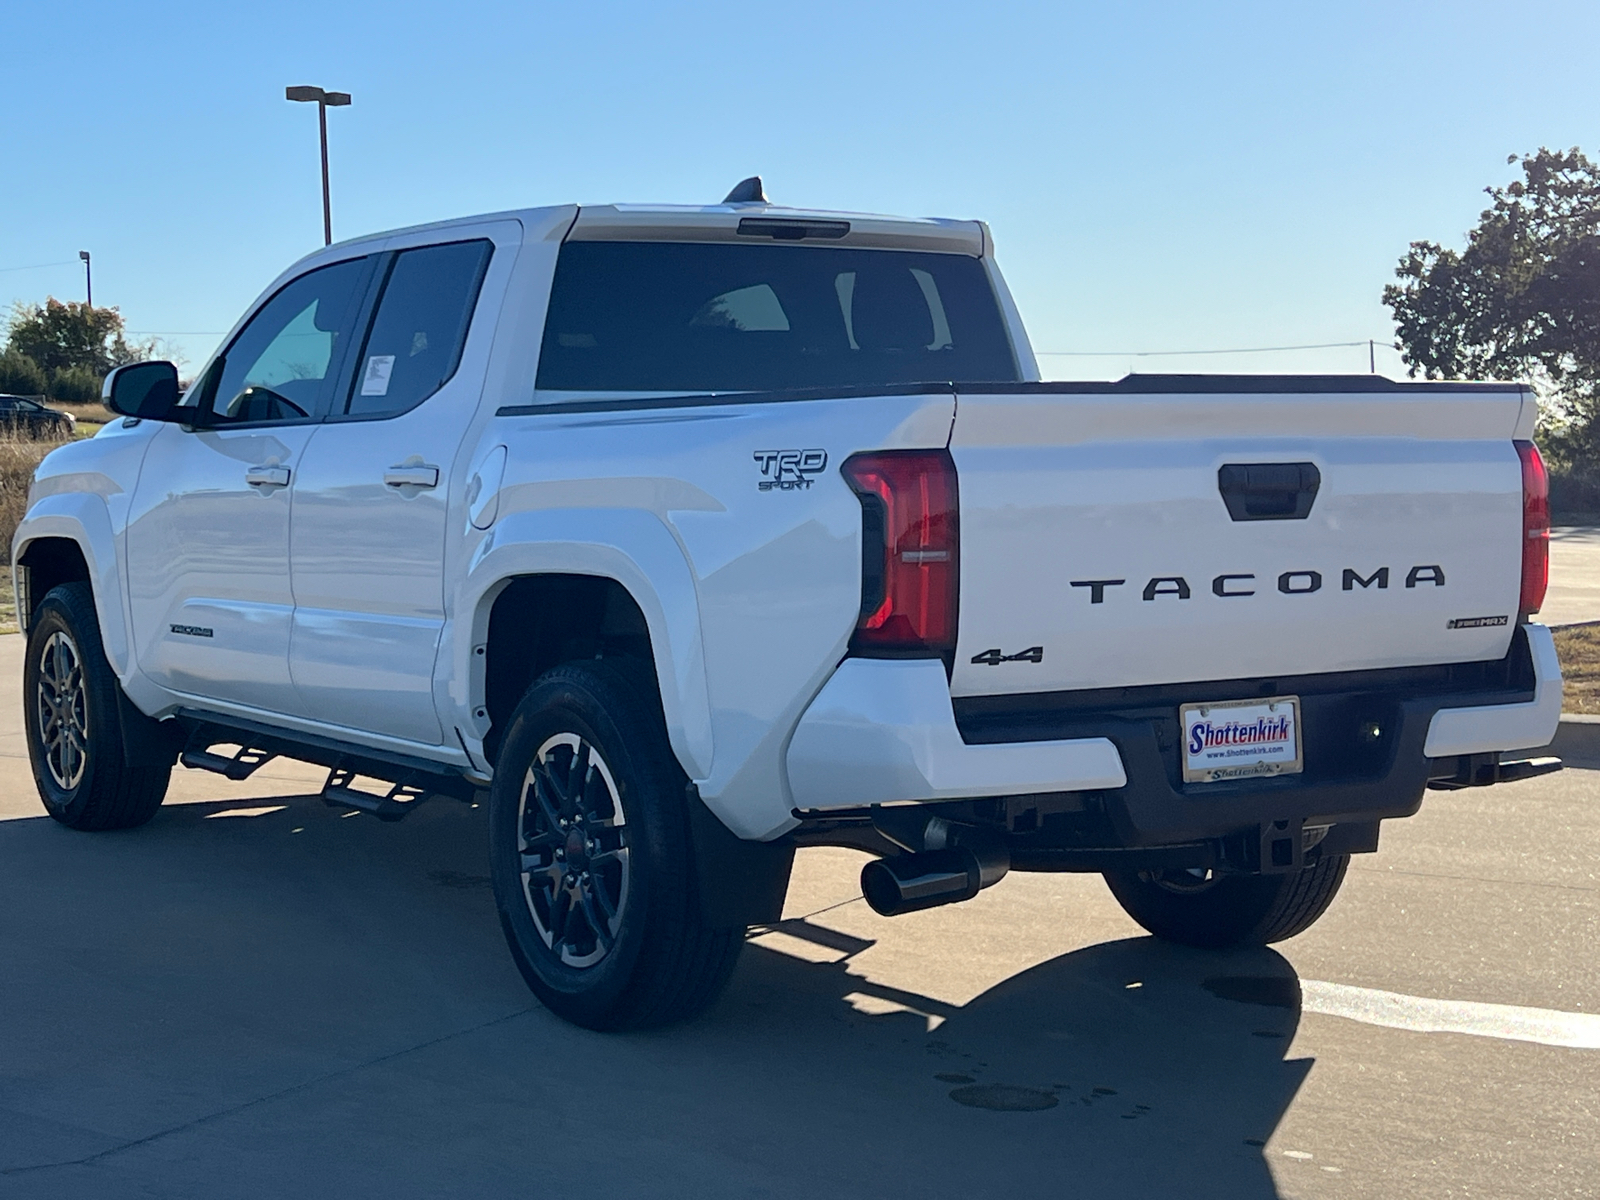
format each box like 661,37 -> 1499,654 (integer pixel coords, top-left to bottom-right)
103,361 -> 181,421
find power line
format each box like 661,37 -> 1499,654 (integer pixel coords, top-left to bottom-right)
125,330 -> 226,337
1036,339 -> 1396,357
0,260 -> 78,275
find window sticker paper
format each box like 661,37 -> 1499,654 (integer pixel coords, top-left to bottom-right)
360,355 -> 396,396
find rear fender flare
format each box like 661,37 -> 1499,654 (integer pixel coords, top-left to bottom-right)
460,507 -> 713,780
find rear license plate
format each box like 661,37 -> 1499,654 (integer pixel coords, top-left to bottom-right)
1180,696 -> 1303,784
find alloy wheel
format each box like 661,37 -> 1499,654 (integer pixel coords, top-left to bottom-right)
37,630 -> 88,791
518,733 -> 630,968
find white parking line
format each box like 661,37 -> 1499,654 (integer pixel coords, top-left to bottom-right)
1303,980 -> 1600,1049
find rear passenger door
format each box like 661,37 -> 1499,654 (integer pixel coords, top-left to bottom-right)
287,224 -> 515,747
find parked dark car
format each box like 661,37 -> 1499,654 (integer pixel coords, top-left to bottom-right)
0,395 -> 76,437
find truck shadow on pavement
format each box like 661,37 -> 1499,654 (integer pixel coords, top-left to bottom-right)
0,790 -> 1308,1200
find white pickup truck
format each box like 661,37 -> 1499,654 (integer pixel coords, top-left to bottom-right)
16,181 -> 1564,1029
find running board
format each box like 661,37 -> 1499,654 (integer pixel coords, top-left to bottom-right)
173,708 -> 478,806
320,767 -> 433,823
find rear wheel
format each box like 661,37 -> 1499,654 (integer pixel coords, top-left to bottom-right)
25,583 -> 177,830
488,660 -> 745,1030
1103,855 -> 1350,949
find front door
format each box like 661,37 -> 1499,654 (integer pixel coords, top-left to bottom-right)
125,256 -> 370,714
288,233 -> 505,746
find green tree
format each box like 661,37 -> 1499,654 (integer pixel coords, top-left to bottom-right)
1384,147 -> 1600,465
0,349 -> 48,397
49,365 -> 102,404
3,298 -> 141,378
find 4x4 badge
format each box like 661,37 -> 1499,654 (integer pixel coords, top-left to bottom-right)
971,646 -> 1044,666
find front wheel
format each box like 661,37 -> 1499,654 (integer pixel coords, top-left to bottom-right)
488,660 -> 745,1030
24,583 -> 176,830
1103,855 -> 1350,949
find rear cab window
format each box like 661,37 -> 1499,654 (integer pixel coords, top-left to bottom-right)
535,241 -> 1020,393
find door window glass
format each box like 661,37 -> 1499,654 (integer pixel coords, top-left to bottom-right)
205,258 -> 368,424
344,239 -> 492,418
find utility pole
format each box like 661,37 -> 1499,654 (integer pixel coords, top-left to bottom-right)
285,86 -> 353,246
78,250 -> 91,308
1369,338 -> 1376,374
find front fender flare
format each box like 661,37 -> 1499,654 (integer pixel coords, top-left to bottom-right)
461,507 -> 714,780
13,494 -> 132,679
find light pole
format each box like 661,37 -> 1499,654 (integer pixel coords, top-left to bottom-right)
285,85 -> 352,246
78,250 -> 91,307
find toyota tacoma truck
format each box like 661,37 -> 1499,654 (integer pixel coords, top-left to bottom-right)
15,180 -> 1564,1030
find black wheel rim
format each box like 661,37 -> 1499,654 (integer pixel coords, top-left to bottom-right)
37,630 -> 88,791
1149,867 -> 1218,894
518,733 -> 630,969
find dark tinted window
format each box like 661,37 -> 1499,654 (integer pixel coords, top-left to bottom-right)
207,258 -> 368,424
344,239 -> 492,418
536,242 -> 1019,392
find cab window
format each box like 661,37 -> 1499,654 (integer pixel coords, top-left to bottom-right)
202,258 -> 369,424
341,239 -> 492,419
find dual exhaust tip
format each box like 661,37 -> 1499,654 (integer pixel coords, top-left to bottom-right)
860,825 -> 1010,917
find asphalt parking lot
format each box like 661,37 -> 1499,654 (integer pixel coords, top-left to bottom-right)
1,633 -> 1596,1199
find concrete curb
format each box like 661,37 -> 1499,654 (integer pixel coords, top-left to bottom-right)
1550,714 -> 1600,767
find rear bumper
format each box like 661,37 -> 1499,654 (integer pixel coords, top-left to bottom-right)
1423,624 -> 1562,756
786,627 -> 1559,850
785,658 -> 1126,810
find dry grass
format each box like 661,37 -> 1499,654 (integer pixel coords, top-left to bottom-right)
0,433 -> 72,631
1553,624 -> 1600,714
48,400 -> 109,438
47,400 -> 107,423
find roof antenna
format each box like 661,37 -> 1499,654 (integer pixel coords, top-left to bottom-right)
722,176 -> 767,205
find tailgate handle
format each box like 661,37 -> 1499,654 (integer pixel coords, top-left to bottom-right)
1217,462 -> 1320,521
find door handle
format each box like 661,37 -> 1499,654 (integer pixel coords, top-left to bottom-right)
245,465 -> 291,488
384,465 -> 440,489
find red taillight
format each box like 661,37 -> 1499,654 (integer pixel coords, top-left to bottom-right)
841,450 -> 959,657
1516,439 -> 1549,617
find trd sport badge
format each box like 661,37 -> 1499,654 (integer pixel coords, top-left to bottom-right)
754,449 -> 827,491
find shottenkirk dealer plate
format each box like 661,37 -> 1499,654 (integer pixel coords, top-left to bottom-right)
1180,695 -> 1303,784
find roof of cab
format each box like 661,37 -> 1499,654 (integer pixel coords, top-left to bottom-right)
568,203 -> 988,256
299,197 -> 990,280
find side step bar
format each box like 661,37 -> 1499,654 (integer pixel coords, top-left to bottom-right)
320,767 -> 433,823
174,709 -> 480,821
179,743 -> 278,781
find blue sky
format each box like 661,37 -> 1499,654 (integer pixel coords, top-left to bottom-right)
4,0 -> 1597,379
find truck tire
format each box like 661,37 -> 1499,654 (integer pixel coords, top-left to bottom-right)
25,583 -> 176,831
488,660 -> 745,1030
1103,855 -> 1350,949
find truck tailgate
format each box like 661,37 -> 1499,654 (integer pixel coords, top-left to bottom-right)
947,380 -> 1532,699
